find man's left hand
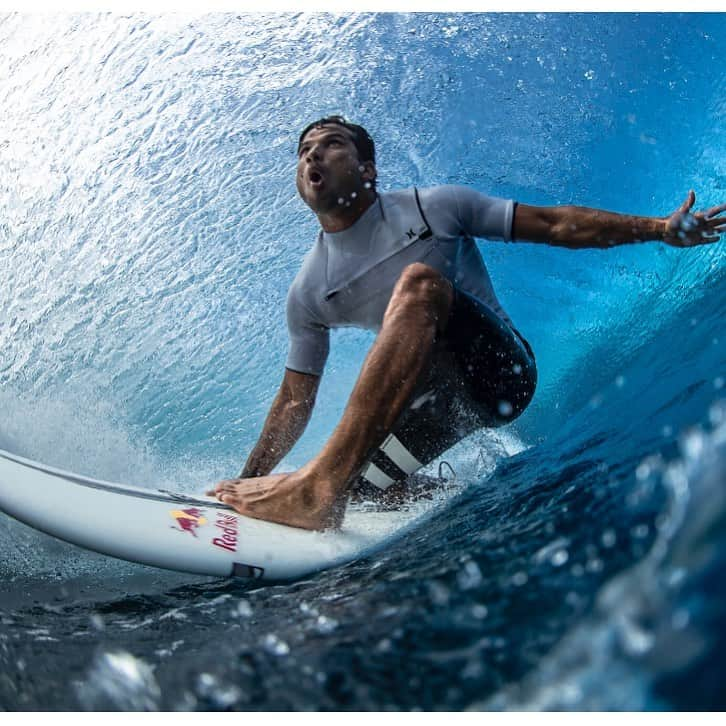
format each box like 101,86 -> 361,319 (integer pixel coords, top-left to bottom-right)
663,191 -> 726,247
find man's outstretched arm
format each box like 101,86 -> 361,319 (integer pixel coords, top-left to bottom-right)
238,368 -> 320,478
513,191 -> 726,249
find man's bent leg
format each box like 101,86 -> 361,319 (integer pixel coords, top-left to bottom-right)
214,263 -> 454,529
352,288 -> 537,499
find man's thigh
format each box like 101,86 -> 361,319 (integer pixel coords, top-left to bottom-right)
351,288 -> 537,494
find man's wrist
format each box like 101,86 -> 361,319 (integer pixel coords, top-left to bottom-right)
652,216 -> 668,241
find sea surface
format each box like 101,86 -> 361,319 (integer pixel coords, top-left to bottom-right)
0,12 -> 725,711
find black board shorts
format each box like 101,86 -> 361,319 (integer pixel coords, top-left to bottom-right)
353,287 -> 537,493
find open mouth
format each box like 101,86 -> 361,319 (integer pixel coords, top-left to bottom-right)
309,170 -> 323,185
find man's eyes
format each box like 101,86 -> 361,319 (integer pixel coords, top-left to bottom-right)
298,138 -> 345,156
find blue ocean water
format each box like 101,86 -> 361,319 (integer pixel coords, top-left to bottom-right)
0,12 -> 724,711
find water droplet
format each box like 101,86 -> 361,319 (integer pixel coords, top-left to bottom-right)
635,461 -> 652,480
350,191 -> 357,199
498,400 -> 513,417
76,651 -> 161,711
672,609 -> 690,630
427,580 -> 451,605
364,181 -> 372,189
337,197 -> 344,205
682,430 -> 704,460
471,604 -> 488,619
709,403 -> 725,426
512,363 -> 522,375
584,69 -> 595,80
234,599 -> 252,617
457,561 -> 483,590
585,557 -> 603,573
551,549 -> 569,567
262,633 -> 290,656
618,616 -> 654,656
601,529 -> 616,548
316,615 -> 338,634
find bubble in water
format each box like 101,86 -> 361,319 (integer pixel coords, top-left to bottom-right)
584,70 -> 595,80
337,197 -> 344,205
601,529 -> 617,548
350,191 -> 357,199
512,363 -> 522,375
615,375 -> 625,388
511,571 -> 528,586
551,549 -> 569,567
714,376 -> 724,390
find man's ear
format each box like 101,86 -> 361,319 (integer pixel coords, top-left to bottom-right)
361,161 -> 377,183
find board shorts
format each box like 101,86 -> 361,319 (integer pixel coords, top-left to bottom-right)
353,287 -> 537,493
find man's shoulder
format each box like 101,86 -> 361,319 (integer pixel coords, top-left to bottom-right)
383,184 -> 477,210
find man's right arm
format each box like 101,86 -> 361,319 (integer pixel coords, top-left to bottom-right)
239,368 -> 321,478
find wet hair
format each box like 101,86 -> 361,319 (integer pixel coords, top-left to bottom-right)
297,115 -> 376,165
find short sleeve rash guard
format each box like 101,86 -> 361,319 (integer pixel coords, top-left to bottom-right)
285,185 -> 516,376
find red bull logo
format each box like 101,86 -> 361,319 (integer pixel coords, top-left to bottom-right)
170,507 -> 208,537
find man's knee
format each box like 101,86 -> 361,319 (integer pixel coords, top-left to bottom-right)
387,264 -> 453,327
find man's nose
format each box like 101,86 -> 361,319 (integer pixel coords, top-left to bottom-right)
305,144 -> 321,162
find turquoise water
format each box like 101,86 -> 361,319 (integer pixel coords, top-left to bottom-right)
0,12 -> 725,710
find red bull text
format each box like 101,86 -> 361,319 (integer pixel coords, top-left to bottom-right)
213,511 -> 239,552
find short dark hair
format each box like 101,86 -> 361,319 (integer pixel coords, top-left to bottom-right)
297,116 -> 375,164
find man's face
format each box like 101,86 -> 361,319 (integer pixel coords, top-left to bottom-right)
296,124 -> 376,214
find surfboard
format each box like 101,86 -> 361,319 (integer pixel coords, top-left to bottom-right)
0,447 -> 417,581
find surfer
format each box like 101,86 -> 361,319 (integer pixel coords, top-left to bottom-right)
209,116 -> 726,530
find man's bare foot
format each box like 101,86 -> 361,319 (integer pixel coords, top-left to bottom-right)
206,470 -> 345,531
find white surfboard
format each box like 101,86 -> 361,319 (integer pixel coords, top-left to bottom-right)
0,447 -> 422,581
